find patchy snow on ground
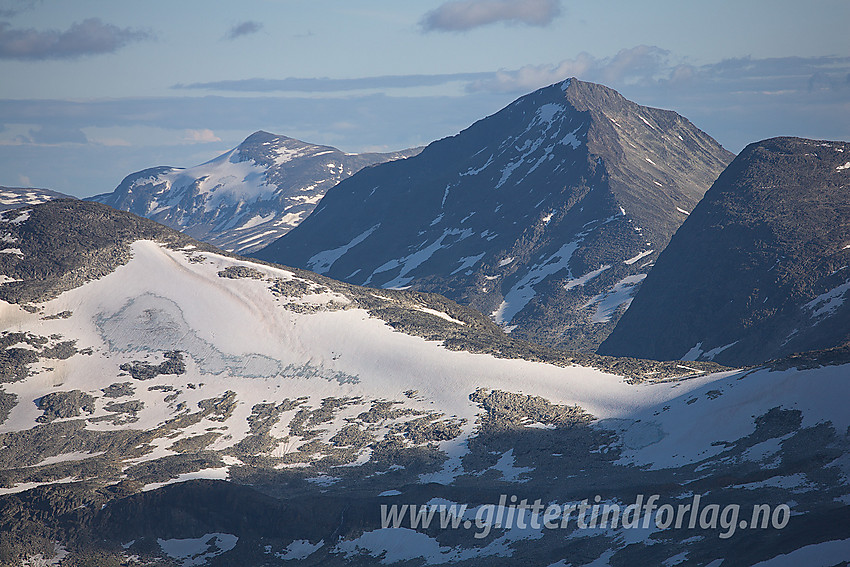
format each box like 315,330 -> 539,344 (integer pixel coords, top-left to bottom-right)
158,533 -> 237,567
583,274 -> 647,323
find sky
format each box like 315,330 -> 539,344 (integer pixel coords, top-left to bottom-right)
0,0 -> 848,198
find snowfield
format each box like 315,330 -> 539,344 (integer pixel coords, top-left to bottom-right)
1,228 -> 848,564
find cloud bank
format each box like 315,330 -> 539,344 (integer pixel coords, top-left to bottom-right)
466,47 -> 850,97
0,17 -> 150,60
421,0 -> 560,32
173,72 -> 492,93
0,0 -> 39,18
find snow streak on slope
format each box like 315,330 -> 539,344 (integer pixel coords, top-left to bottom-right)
493,238 -> 582,325
307,224 -> 380,274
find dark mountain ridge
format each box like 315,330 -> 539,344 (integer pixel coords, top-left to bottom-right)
599,136 -> 850,366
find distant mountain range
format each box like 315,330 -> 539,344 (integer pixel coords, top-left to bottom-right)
0,199 -> 847,565
599,136 -> 850,366
87,131 -> 421,253
0,186 -> 72,211
254,78 -> 734,351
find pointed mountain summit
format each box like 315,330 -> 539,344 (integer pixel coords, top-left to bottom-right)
599,137 -> 850,366
255,79 -> 733,351
87,131 -> 420,253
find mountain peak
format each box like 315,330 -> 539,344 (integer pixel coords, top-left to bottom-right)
255,80 -> 733,351
87,134 -> 421,253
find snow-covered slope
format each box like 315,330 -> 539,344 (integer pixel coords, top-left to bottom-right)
600,137 -> 850,366
255,79 -> 733,352
0,201 -> 847,565
87,131 -> 420,253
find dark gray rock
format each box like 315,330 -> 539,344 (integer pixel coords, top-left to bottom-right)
120,351 -> 186,381
36,390 -> 96,422
600,137 -> 850,366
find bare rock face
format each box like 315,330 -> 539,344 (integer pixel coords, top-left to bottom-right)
599,137 -> 850,366
255,78 -> 733,351
87,131 -> 421,253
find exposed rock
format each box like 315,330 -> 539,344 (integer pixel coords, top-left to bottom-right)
36,391 -> 96,422
217,265 -> 265,279
119,351 -> 185,381
600,137 -> 850,366
101,382 -> 135,398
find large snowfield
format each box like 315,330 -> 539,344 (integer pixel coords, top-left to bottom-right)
1,215 -> 848,564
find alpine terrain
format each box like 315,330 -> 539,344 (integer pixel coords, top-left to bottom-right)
254,78 -> 734,351
88,131 -> 421,254
0,186 -> 72,212
599,137 -> 850,367
0,199 -> 848,565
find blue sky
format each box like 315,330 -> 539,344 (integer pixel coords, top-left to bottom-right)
0,0 -> 848,197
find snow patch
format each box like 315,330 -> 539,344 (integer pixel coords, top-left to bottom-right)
750,538 -> 850,566
236,213 -> 275,231
275,539 -> 324,560
158,533 -> 237,566
702,341 -> 739,361
370,228 -> 474,288
486,448 -> 533,483
460,155 -> 494,177
564,265 -> 610,290
804,280 -> 850,318
584,274 -> 647,323
307,224 -> 380,274
451,253 -> 485,275
624,250 -> 653,265
493,239 -> 581,325
413,306 -> 466,326
682,342 -> 704,362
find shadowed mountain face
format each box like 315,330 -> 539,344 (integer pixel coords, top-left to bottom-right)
87,131 -> 420,254
0,200 -> 848,565
255,78 -> 733,352
599,137 -> 850,366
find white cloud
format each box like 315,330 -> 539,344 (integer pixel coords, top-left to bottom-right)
467,46 -> 672,93
183,129 -> 221,143
421,0 -> 560,32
